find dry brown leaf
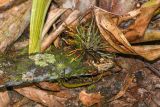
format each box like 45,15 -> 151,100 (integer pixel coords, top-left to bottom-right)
38,82 -> 60,92
0,0 -> 31,52
124,0 -> 160,42
0,0 -> 10,6
42,8 -> 68,39
98,0 -> 160,43
94,2 -> 160,61
0,0 -> 28,12
0,91 -> 10,107
79,90 -> 103,107
41,10 -> 80,52
97,0 -> 160,43
134,29 -> 160,43
95,8 -> 136,54
15,87 -> 67,107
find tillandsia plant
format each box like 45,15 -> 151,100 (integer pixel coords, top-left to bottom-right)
29,0 -> 51,54
64,19 -> 112,61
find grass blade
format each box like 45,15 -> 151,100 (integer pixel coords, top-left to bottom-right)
29,0 -> 51,54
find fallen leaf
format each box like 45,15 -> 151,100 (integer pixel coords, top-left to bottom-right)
0,0 -> 31,52
42,8 -> 68,39
0,0 -> 28,12
94,0 -> 160,61
0,91 -> 10,107
0,0 -> 10,6
79,90 -> 103,106
41,10 -> 80,52
15,87 -> 67,107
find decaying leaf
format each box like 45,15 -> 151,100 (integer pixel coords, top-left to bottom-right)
39,0 -> 160,61
95,0 -> 160,61
79,90 -> 103,106
0,0 -> 28,12
134,29 -> 160,43
15,87 -> 67,107
0,0 -> 31,52
41,10 -> 81,52
0,91 -> 10,107
42,8 -> 68,39
124,0 -> 160,42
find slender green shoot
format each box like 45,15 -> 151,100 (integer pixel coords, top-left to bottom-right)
29,0 -> 51,54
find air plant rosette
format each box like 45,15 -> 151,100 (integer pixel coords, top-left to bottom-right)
62,18 -> 114,62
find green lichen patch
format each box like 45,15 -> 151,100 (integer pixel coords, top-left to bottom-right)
29,53 -> 56,67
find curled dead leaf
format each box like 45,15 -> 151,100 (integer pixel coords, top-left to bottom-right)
94,0 -> 160,61
79,90 -> 103,106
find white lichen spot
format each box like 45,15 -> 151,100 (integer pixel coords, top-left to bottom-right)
22,72 -> 34,81
22,68 -> 36,81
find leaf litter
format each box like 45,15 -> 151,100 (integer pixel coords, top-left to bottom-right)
0,0 -> 160,107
